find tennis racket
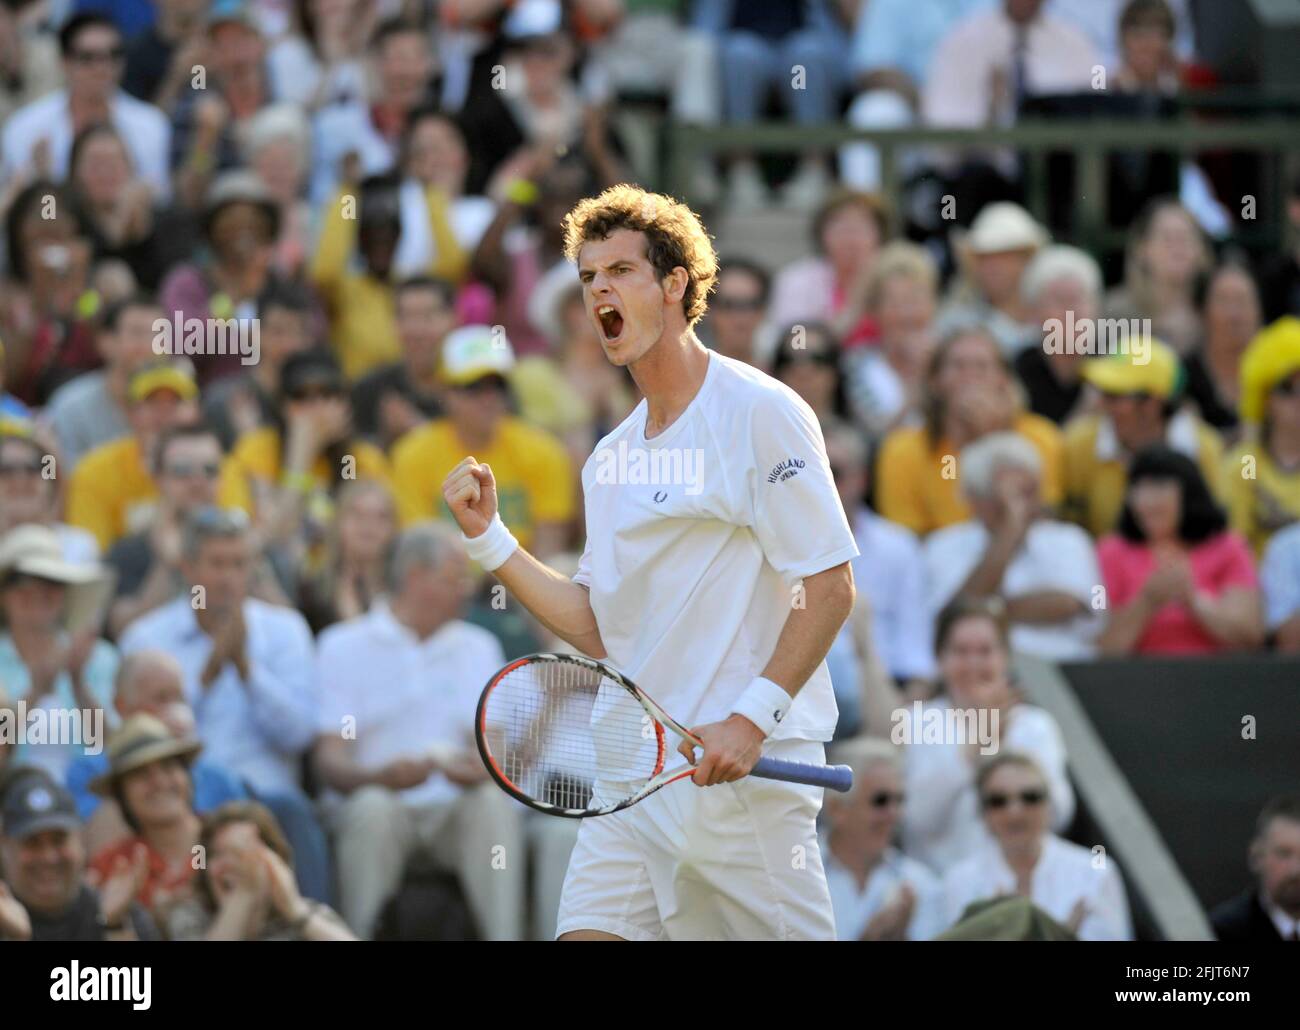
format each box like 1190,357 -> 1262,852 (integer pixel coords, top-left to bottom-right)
475,652 -> 853,818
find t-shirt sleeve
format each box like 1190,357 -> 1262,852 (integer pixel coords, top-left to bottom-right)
1209,533 -> 1259,591
745,390 -> 859,579
1096,535 -> 1136,608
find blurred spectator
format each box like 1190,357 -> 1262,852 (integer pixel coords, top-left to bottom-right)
0,13 -> 171,198
702,259 -> 770,368
160,172 -> 281,386
0,430 -> 99,565
1183,261 -> 1262,437
268,0 -> 371,110
941,752 -> 1133,939
86,713 -> 203,919
840,0 -> 989,191
769,191 -> 889,350
822,738 -> 946,940
226,350 -> 390,560
891,598 -> 1075,873
117,507 -> 317,798
0,181 -> 99,405
1261,522 -> 1300,653
824,425 -> 936,694
922,0 -> 1098,131
1210,794 -> 1300,941
106,423 -> 286,638
391,326 -> 574,559
311,17 -> 436,204
0,768 -> 159,940
1224,317 -> 1300,555
394,107 -> 497,279
1063,340 -> 1223,537
1103,198 -> 1210,356
1259,173 -> 1300,324
845,241 -> 938,436
939,201 -> 1047,357
0,523 -> 115,780
1096,446 -> 1262,656
875,323 -> 1064,536
926,432 -> 1101,660
350,275 -> 454,449
166,800 -> 355,940
44,293 -> 160,468
296,478 -> 397,633
121,0 -> 209,111
201,278 -> 316,450
314,522 -> 522,940
769,321 -> 852,432
1012,244 -> 1102,425
67,124 -> 166,290
243,103 -> 314,278
0,0 -> 62,126
65,362 -> 250,551
697,0 -> 851,210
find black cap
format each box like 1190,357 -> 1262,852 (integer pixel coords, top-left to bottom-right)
0,769 -> 80,840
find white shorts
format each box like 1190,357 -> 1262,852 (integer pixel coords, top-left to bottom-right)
554,737 -> 836,941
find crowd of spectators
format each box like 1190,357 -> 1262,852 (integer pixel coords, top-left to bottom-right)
0,0 -> 1296,942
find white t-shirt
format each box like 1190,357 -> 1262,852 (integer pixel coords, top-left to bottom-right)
316,604 -> 505,807
573,351 -> 859,741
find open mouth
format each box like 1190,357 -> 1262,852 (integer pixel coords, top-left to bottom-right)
596,304 -> 624,342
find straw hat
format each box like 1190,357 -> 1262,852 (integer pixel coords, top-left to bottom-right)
0,525 -> 113,634
88,713 -> 203,797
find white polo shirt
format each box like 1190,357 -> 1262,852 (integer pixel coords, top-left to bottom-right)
573,351 -> 859,742
316,604 -> 505,807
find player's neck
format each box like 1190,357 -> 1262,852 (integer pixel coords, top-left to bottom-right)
631,329 -> 711,439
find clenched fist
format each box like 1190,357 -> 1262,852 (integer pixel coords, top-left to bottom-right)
442,457 -> 498,538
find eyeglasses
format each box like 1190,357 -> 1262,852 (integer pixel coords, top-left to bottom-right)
0,461 -> 43,478
867,790 -> 905,809
164,462 -> 221,480
982,789 -> 1048,810
70,47 -> 125,65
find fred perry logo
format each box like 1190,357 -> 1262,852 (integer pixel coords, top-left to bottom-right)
653,490 -> 668,503
773,709 -> 783,723
767,458 -> 805,484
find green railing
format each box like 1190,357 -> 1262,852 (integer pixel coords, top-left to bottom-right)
663,119 -> 1300,252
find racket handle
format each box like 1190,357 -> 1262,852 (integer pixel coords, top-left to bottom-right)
751,757 -> 854,793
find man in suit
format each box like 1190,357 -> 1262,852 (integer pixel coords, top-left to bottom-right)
1210,794 -> 1300,941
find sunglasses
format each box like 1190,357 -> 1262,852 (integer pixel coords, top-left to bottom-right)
71,47 -> 125,64
165,462 -> 221,480
982,789 -> 1048,810
0,461 -> 43,477
867,790 -> 905,809
288,385 -> 344,402
454,376 -> 509,395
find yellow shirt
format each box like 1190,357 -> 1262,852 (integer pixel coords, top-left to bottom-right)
875,413 -> 1065,536
228,427 -> 392,499
1222,442 -> 1300,555
1062,413 -> 1225,538
391,417 -> 574,551
66,437 -> 252,550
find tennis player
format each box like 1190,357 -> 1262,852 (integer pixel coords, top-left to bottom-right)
442,185 -> 858,940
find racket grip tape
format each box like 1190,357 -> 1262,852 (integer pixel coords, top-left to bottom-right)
750,757 -> 854,793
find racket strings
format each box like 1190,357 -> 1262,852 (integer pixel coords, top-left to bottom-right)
481,659 -> 662,812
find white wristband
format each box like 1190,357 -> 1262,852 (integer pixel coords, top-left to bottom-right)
461,514 -> 519,572
730,676 -> 792,738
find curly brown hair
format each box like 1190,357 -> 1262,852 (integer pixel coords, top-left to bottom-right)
562,184 -> 718,326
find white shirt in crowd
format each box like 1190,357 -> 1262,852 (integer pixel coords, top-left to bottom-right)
1,89 -> 172,200
941,833 -> 1134,940
823,838 -> 948,941
316,603 -> 505,808
574,352 -> 859,741
924,518 -> 1102,662
119,597 -> 317,795
899,699 -> 1075,874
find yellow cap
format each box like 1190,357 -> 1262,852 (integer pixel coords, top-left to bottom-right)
1081,338 -> 1183,400
1239,317 -> 1300,425
128,363 -> 199,403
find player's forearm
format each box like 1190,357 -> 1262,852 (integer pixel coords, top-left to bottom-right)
494,548 -> 608,659
760,562 -> 855,698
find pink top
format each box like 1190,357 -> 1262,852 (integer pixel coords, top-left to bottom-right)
1097,532 -> 1259,655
